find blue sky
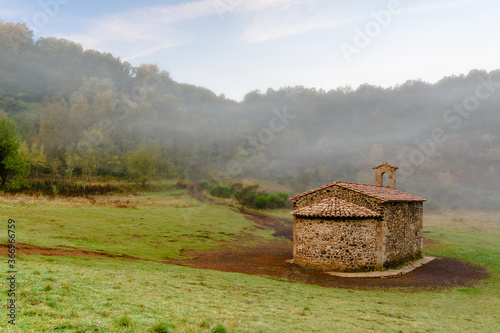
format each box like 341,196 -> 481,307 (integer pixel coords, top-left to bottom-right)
1,0 -> 499,100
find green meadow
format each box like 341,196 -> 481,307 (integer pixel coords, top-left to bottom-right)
1,190 -> 499,332
0,190 -> 274,261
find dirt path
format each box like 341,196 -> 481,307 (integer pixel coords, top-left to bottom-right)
0,243 -> 142,260
185,184 -> 489,289
188,184 -> 292,237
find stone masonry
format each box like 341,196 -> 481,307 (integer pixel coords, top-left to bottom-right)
290,163 -> 425,272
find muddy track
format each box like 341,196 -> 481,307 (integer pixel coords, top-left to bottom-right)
0,243 -> 144,260
188,184 -> 293,239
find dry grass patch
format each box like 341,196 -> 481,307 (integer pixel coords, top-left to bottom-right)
425,210 -> 500,234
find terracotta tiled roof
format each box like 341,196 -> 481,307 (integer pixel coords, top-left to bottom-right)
289,182 -> 336,201
292,197 -> 380,218
290,181 -> 426,202
336,182 -> 426,202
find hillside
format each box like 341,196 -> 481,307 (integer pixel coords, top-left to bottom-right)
1,21 -> 499,209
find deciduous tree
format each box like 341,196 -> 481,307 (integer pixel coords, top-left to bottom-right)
126,145 -> 160,186
0,117 -> 26,186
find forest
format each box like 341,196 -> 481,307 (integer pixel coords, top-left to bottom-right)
1,21 -> 499,210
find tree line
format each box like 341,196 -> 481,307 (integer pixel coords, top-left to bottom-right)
1,21 -> 499,210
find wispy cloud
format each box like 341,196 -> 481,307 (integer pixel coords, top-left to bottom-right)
240,1 -> 361,44
241,3 -> 354,43
59,0 -> 360,57
240,0 -> 492,44
60,0 -> 223,60
405,0 -> 490,14
237,0 -> 321,12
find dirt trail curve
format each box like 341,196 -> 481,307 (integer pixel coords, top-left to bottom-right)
185,184 -> 489,289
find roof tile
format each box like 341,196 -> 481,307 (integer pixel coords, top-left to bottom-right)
336,182 -> 426,202
292,197 -> 380,218
290,181 -> 425,202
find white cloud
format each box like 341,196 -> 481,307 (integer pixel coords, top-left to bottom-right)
60,0 -> 223,60
241,1 -> 357,44
237,0 -> 320,12
58,0 -> 355,57
239,0 -> 493,44
242,10 -> 341,43
405,0 -> 490,14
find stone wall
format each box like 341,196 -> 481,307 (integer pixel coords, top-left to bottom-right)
382,202 -> 423,267
293,217 -> 381,272
292,185 -> 424,272
293,185 -> 382,212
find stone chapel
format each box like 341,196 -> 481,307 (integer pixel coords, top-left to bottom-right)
290,163 -> 426,272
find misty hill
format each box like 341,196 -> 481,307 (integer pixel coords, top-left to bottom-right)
1,21 -> 499,210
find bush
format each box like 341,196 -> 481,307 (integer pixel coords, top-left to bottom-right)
1,180 -> 127,196
234,185 -> 259,206
268,193 -> 286,209
199,178 -> 218,190
230,182 -> 243,193
175,179 -> 187,189
255,195 -> 270,209
199,180 -> 210,190
241,192 -> 257,206
276,192 -> 289,201
209,184 -> 232,198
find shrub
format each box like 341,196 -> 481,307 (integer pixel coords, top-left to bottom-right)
209,184 -> 232,198
199,180 -> 210,190
175,179 -> 188,189
230,182 -> 243,193
255,195 -> 270,209
1,180 -> 127,197
268,193 -> 286,209
242,192 -> 257,206
234,185 -> 259,206
199,178 -> 218,190
232,184 -> 289,209
276,191 -> 289,201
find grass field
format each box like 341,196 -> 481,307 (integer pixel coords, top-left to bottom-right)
0,190 -> 274,260
1,190 -> 499,332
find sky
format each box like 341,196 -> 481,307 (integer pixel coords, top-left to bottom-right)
1,0 -> 500,100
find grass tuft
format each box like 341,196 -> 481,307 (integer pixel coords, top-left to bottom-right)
211,324 -> 228,333
46,300 -> 58,308
150,321 -> 174,333
117,314 -> 132,327
199,318 -> 211,328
